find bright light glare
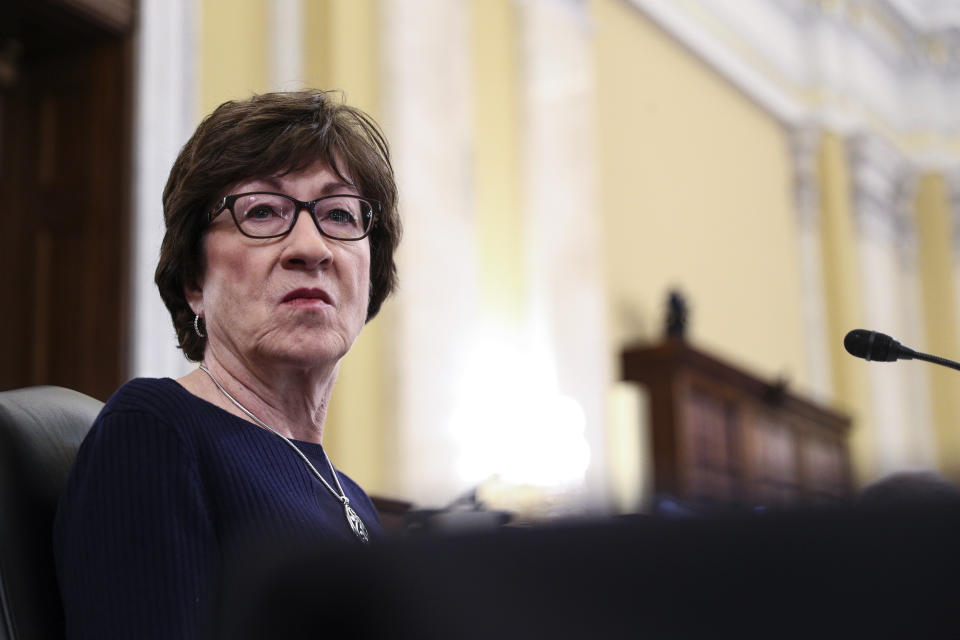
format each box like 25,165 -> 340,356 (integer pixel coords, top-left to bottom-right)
450,334 -> 591,488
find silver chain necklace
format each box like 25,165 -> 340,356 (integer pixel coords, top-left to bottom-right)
198,363 -> 369,544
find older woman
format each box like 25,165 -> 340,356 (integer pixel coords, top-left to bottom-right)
53,91 -> 401,639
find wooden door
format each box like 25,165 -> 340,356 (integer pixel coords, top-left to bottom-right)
0,1 -> 134,401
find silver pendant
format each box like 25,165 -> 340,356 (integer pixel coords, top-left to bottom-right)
344,503 -> 370,544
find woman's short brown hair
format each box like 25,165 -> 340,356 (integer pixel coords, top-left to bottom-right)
155,90 -> 401,362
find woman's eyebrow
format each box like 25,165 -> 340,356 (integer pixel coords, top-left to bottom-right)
235,174 -> 360,198
319,180 -> 359,195
246,177 -> 358,195
240,176 -> 283,191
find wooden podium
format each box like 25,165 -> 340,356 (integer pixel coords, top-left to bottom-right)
621,339 -> 852,510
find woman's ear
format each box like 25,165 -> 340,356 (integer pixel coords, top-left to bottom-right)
184,280 -> 203,316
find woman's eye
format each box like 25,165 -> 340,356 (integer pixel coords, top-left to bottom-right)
244,205 -> 280,220
327,209 -> 356,225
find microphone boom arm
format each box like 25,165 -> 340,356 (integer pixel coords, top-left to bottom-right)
913,350 -> 960,372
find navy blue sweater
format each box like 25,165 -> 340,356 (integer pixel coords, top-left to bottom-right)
53,377 -> 382,639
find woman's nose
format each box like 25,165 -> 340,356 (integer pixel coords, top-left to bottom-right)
282,208 -> 333,270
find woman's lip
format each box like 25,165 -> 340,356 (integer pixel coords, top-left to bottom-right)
281,288 -> 333,305
283,297 -> 331,309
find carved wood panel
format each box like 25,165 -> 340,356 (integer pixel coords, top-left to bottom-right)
622,339 -> 852,511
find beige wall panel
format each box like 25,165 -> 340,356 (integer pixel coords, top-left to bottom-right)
200,0 -> 270,114
303,0 -> 332,89
473,0 -> 525,329
595,0 -> 810,392
303,0 -> 380,117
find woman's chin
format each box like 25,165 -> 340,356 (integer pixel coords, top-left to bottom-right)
260,338 -> 351,370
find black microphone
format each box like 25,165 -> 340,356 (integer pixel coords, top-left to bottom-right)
844,329 -> 960,371
843,329 -> 915,362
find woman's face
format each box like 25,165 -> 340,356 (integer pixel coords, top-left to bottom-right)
187,160 -> 371,370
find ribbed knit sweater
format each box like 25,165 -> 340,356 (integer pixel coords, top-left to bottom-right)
53,377 -> 383,639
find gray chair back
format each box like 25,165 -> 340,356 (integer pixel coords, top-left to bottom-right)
0,387 -> 103,640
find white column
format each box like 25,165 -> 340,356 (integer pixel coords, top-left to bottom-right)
518,0 -> 610,510
849,133 -> 936,472
894,176 -> 938,469
130,0 -> 199,379
381,0 -> 478,506
268,0 -> 304,90
789,125 -> 833,401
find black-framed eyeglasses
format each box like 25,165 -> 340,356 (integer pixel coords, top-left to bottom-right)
209,192 -> 378,241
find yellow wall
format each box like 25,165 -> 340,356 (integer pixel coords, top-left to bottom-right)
473,0 -> 525,331
594,0 -> 811,392
915,174 -> 960,477
303,0 -> 380,114
200,0 -> 270,115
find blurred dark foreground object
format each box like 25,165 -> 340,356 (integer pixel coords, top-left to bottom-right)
859,470 -> 960,509
215,505 -> 960,640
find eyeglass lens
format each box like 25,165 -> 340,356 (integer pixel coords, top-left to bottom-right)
231,193 -> 372,239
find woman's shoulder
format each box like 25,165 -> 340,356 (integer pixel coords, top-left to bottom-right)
87,377 -> 220,452
101,377 -> 204,420
68,379 -> 207,483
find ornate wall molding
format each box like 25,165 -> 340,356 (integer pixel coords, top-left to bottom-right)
849,132 -> 917,251
629,0 -> 960,169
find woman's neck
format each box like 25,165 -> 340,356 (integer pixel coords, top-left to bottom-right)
177,347 -> 338,444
